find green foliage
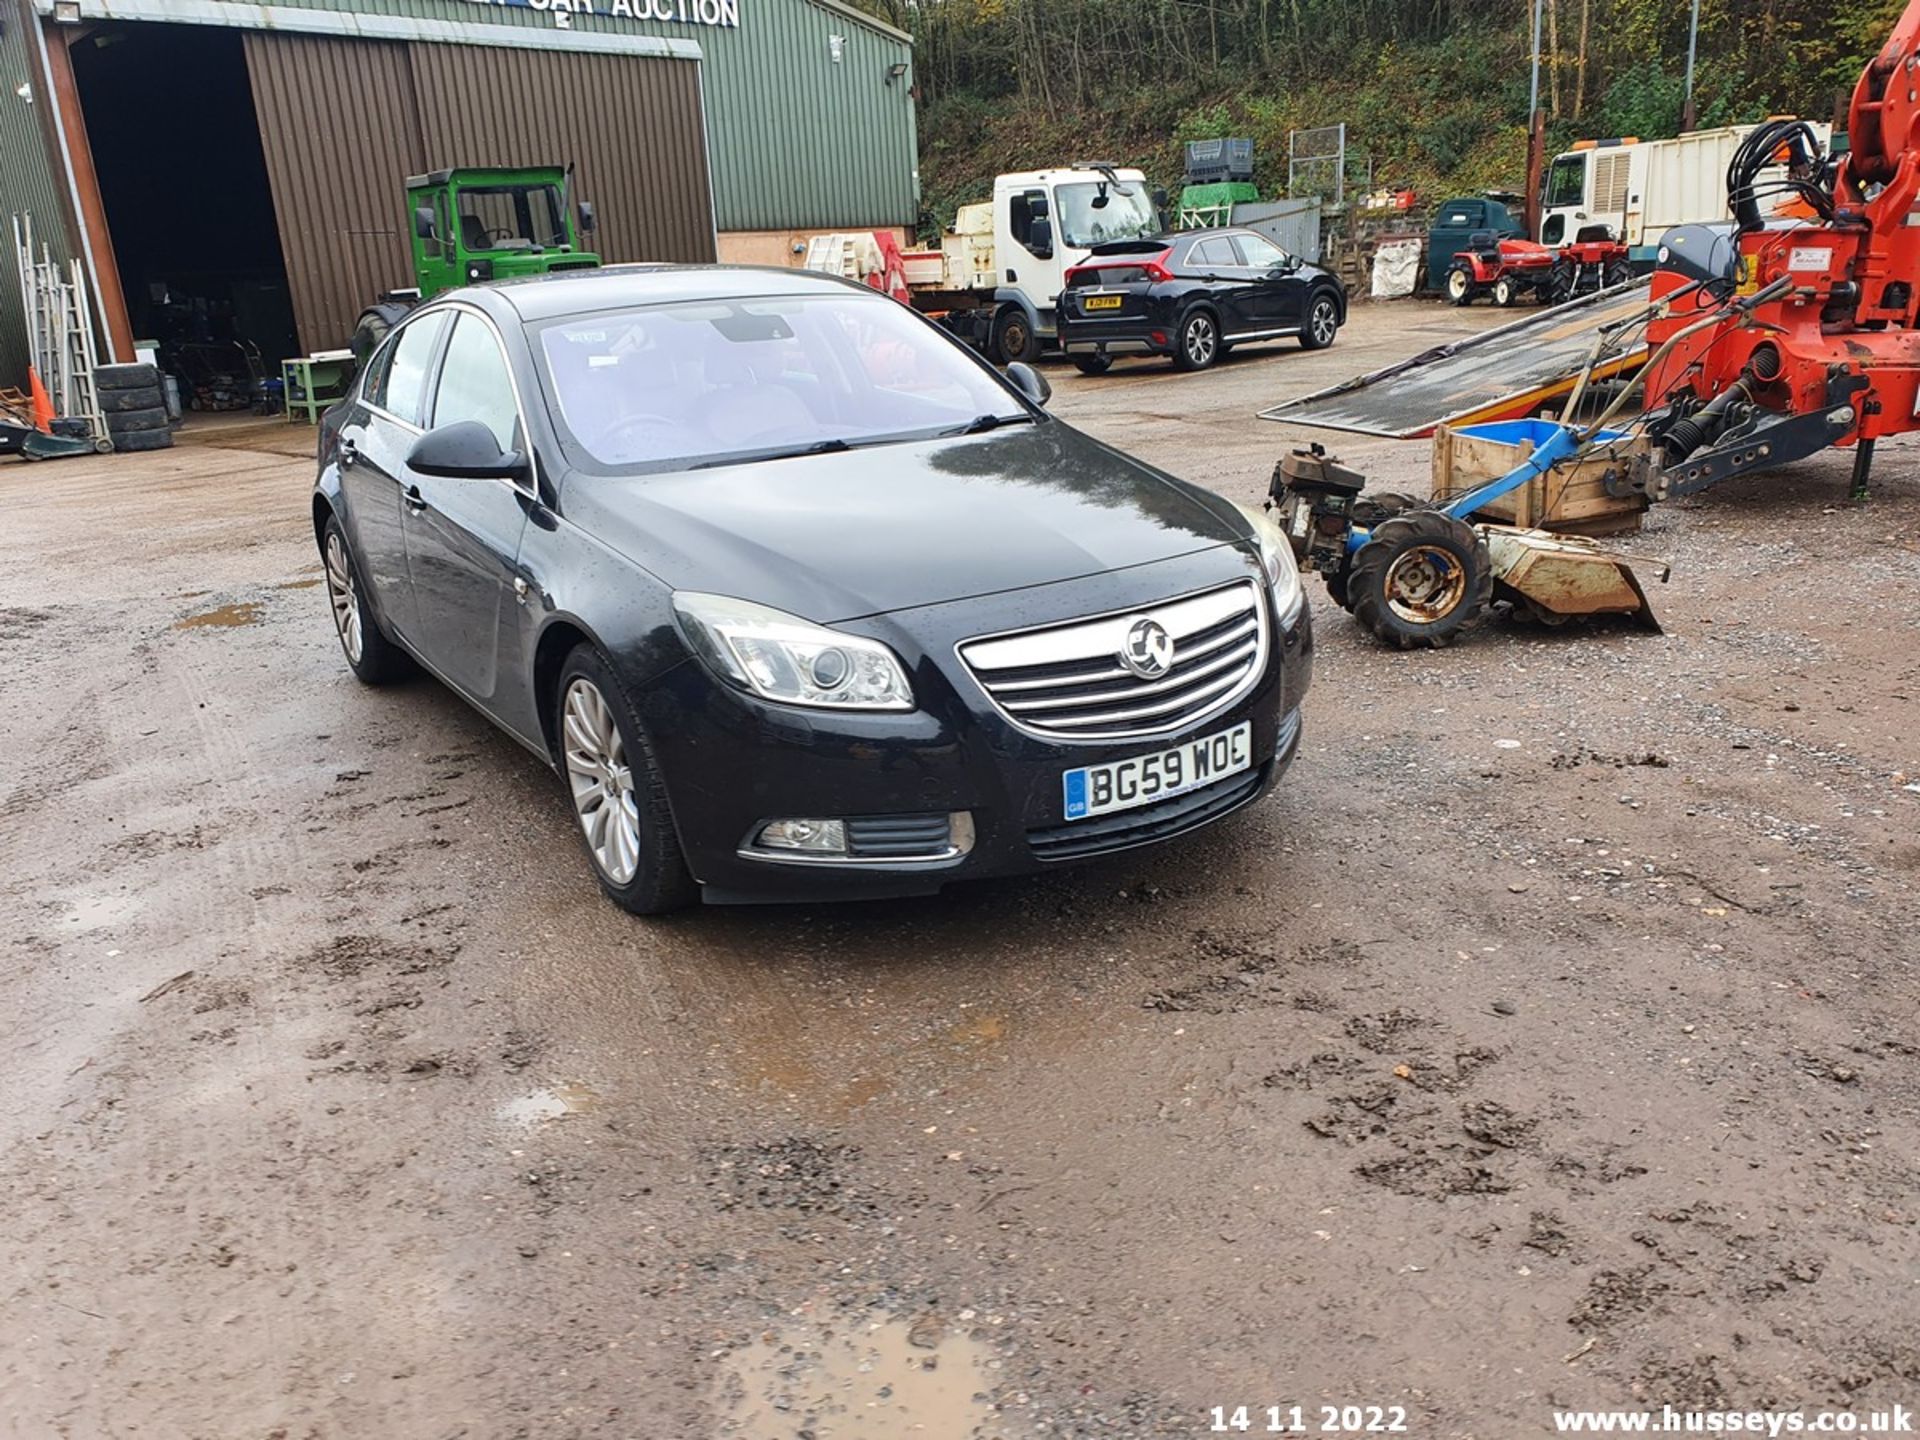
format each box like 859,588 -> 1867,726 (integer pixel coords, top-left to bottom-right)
868,0 -> 1898,232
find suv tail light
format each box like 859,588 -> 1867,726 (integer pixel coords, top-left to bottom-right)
1066,249 -> 1174,287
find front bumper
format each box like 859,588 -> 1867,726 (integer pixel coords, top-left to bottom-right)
637,561 -> 1315,904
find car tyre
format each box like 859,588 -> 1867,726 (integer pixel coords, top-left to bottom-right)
1445,265 -> 1477,305
1347,510 -> 1492,649
95,362 -> 161,391
554,645 -> 697,916
1299,293 -> 1341,350
991,306 -> 1040,366
321,514 -> 412,684
1172,309 -> 1220,372
106,405 -> 171,434
1072,354 -> 1113,376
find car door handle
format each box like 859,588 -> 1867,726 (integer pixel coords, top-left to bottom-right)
338,436 -> 358,469
404,485 -> 428,514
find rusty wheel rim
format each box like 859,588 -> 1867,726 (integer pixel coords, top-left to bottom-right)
1383,544 -> 1468,624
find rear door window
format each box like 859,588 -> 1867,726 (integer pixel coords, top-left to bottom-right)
1190,237 -> 1239,270
377,311 -> 450,428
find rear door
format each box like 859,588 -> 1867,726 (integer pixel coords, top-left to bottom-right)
1181,234 -> 1258,336
400,307 -> 535,723
336,308 -> 450,642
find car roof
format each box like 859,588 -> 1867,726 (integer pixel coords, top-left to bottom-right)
476,263 -> 870,322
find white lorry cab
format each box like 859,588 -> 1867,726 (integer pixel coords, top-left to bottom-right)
1539,123 -> 1834,261
808,163 -> 1164,366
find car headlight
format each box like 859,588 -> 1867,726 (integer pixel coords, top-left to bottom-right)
1234,501 -> 1306,628
672,592 -> 915,711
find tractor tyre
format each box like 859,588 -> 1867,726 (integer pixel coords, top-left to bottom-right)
1347,510 -> 1493,650
349,301 -> 415,368
1493,275 -> 1519,307
95,362 -> 160,392
101,384 -> 166,414
1072,354 -> 1113,376
109,426 -> 174,453
1324,567 -> 1352,612
106,405 -> 171,434
990,306 -> 1041,366
1546,259 -> 1576,307
1603,259 -> 1634,290
1445,265 -> 1477,306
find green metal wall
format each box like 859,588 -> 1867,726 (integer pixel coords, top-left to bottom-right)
0,3 -> 77,390
164,0 -> 921,233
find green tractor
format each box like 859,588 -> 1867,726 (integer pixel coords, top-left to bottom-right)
350,164 -> 602,361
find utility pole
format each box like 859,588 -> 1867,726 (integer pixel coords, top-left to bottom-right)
1681,0 -> 1701,130
1525,0 -> 1546,238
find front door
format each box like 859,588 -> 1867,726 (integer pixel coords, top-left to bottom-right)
1231,232 -> 1305,330
400,309 -> 532,715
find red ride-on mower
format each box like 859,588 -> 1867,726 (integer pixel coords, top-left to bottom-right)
1446,227 -> 1635,308
1444,230 -> 1558,306
1545,225 -> 1635,305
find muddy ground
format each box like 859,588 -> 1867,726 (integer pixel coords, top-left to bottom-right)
2,300 -> 1917,1440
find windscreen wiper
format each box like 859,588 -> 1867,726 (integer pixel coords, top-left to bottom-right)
689,437 -> 851,469
948,413 -> 1038,436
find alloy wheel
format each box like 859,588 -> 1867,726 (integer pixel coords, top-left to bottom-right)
563,677 -> 641,885
1310,300 -> 1337,345
324,531 -> 363,665
1185,316 -> 1217,367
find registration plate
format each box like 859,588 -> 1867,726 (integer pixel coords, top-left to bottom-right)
1083,293 -> 1124,310
1062,722 -> 1252,821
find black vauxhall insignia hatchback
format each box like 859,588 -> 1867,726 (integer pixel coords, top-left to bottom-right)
313,266 -> 1312,912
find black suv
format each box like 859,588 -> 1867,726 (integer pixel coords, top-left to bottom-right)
1058,228 -> 1345,374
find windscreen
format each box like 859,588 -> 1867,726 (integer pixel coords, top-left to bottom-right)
458,184 -> 566,250
538,292 -> 1029,471
1054,181 -> 1160,248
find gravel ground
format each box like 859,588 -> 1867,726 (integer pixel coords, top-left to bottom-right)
1,299 -> 1916,1439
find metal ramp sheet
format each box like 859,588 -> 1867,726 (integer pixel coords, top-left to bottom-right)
1260,280 -> 1652,439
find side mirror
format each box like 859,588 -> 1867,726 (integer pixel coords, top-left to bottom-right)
1005,361 -> 1051,408
1027,217 -> 1053,258
407,420 -> 527,481
1276,256 -> 1302,275
414,205 -> 437,241
577,200 -> 597,234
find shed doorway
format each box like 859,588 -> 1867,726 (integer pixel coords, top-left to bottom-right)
68,21 -> 297,412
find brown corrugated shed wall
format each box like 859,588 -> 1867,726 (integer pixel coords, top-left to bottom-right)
243,32 -> 713,354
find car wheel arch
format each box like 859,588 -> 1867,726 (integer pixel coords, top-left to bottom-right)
533,616 -> 601,765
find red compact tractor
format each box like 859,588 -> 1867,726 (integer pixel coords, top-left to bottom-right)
1445,227 -> 1633,307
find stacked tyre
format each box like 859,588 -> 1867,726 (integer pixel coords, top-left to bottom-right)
96,363 -> 174,453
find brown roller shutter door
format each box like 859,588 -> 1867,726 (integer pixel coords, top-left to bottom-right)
409,44 -> 716,273
244,32 -> 714,355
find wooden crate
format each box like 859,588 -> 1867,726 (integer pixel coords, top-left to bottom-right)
1432,420 -> 1650,535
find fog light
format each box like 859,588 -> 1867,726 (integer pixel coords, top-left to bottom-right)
754,818 -> 847,854
1150,330 -> 1167,346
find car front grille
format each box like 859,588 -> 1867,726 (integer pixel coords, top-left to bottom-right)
1026,765 -> 1268,862
958,581 -> 1267,742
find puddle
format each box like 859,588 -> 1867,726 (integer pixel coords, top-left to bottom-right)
494,1082 -> 598,1126
944,1013 -> 1007,1046
717,1315 -> 998,1438
174,602 -> 263,630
